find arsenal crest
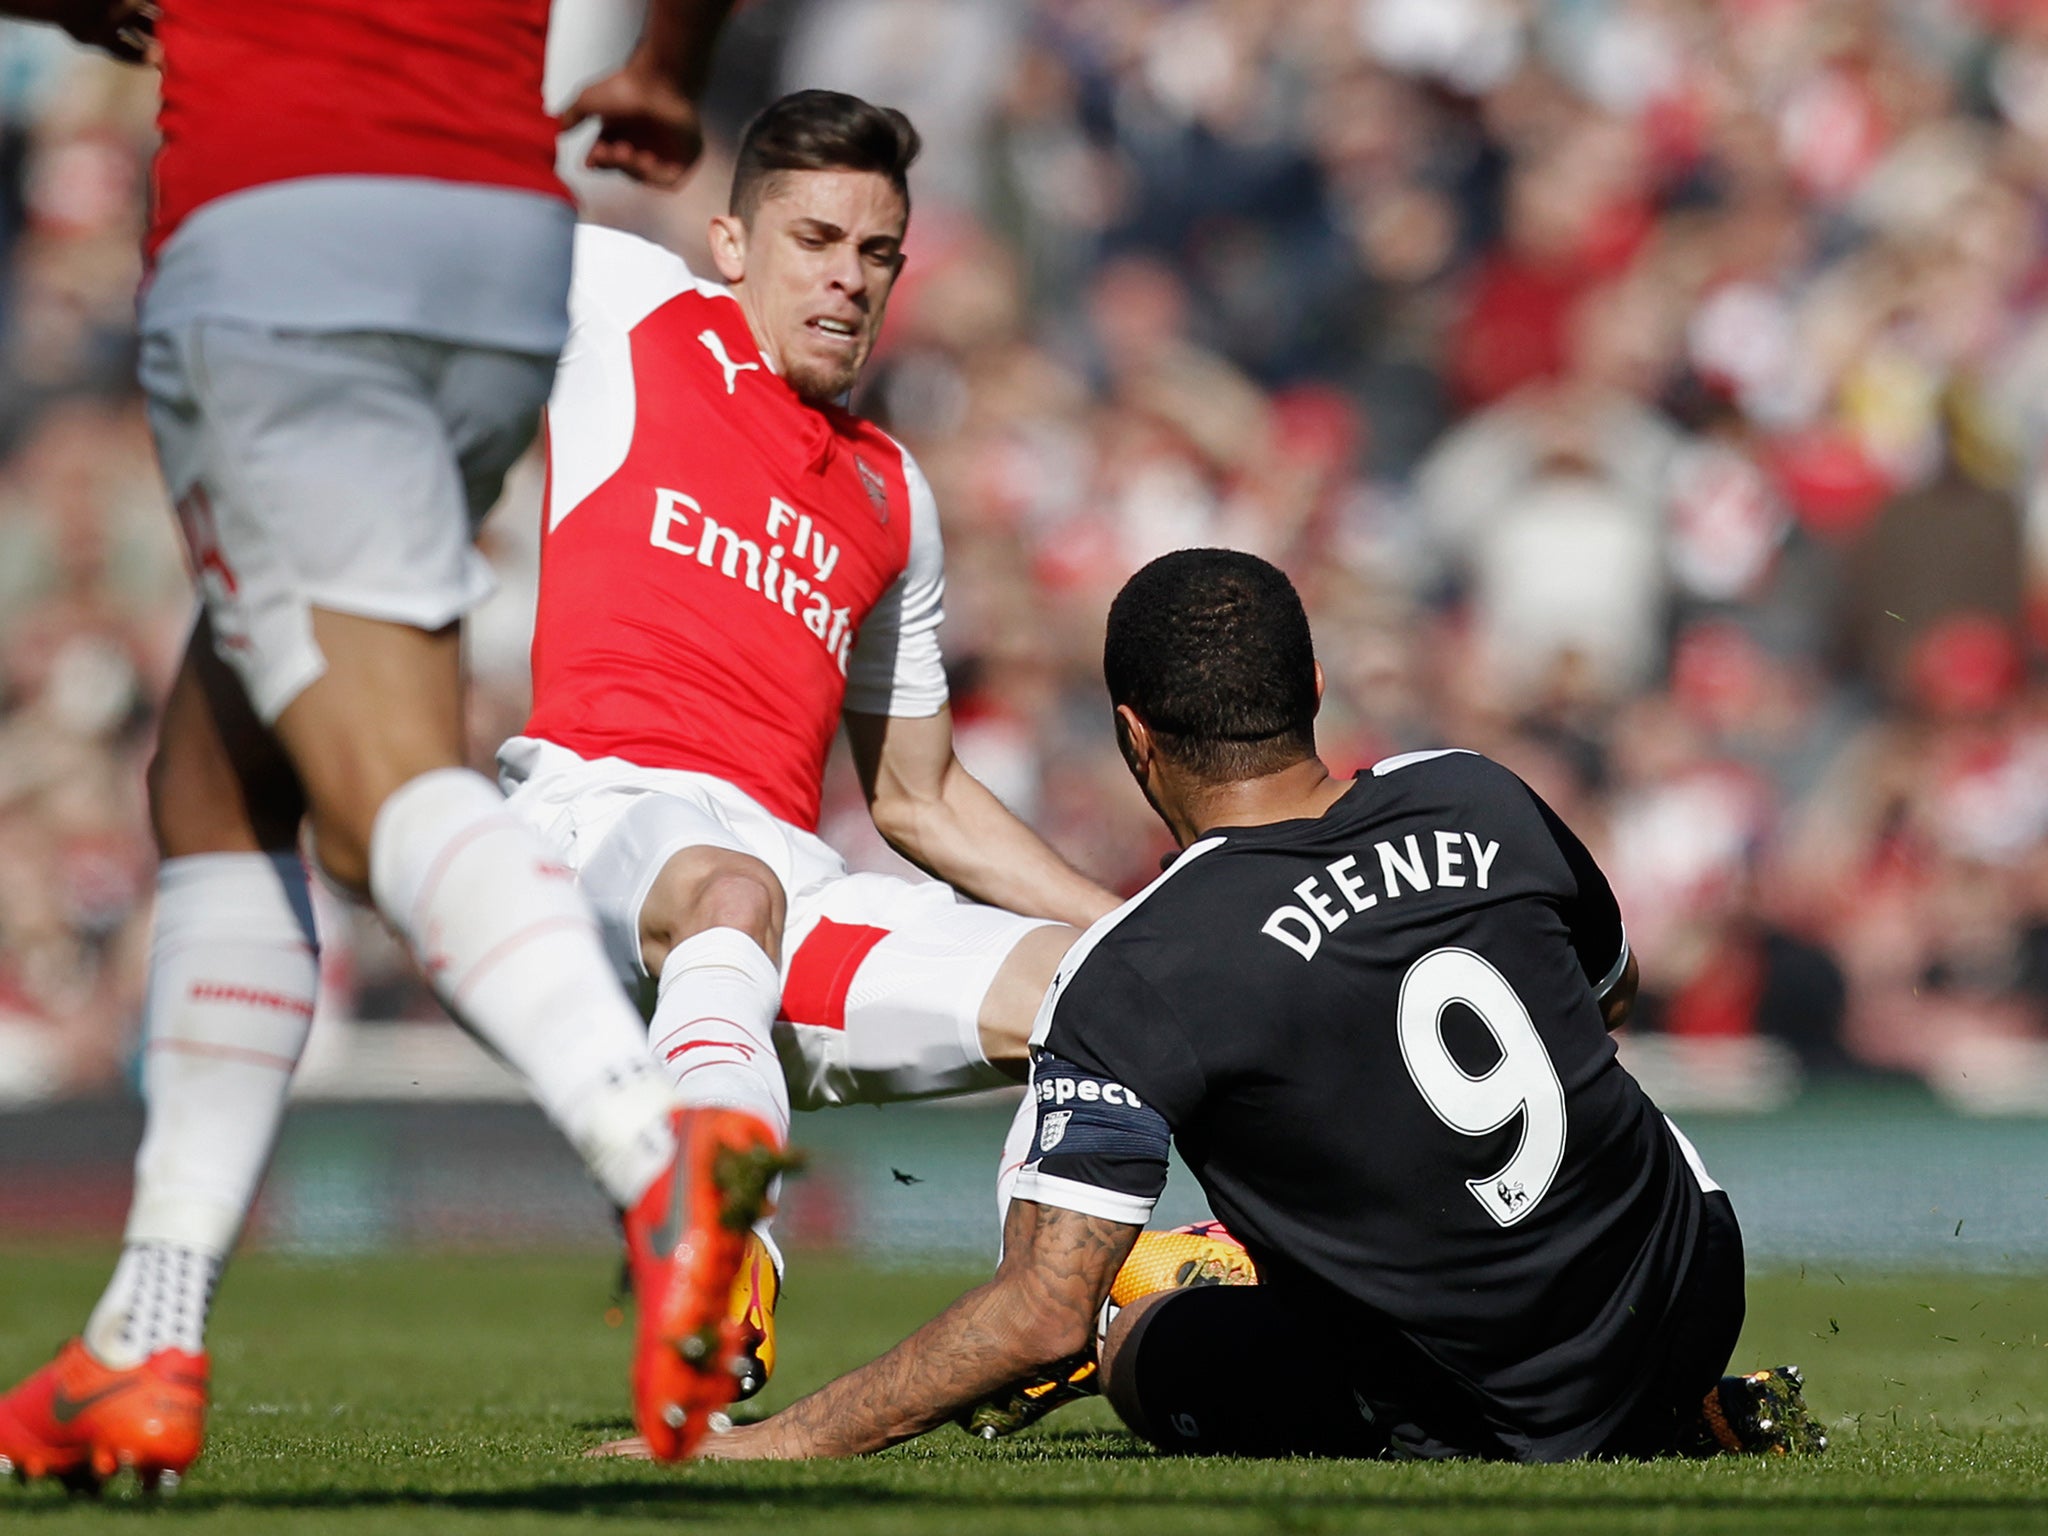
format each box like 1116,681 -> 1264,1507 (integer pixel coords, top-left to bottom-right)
854,456 -> 890,523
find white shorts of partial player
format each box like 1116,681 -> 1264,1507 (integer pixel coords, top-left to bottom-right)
142,324 -> 555,724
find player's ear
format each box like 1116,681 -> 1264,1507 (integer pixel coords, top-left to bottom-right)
1312,659 -> 1326,716
708,213 -> 748,284
1113,705 -> 1151,779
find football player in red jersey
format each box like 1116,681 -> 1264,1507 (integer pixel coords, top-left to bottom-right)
0,0 -> 745,1493
502,91 -> 1119,1458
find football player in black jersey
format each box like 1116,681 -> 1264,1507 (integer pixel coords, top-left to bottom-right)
700,549 -> 1823,1463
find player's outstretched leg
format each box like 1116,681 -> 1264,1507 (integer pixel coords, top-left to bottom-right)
622,847 -> 805,1454
367,767 -> 783,1452
622,1107 -> 803,1458
1,640 -> 317,1494
294,618 -> 802,1462
365,765 -> 681,1206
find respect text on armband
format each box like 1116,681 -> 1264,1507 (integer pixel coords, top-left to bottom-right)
1036,1074 -> 1144,1111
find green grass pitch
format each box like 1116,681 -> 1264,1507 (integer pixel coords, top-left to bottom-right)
3,1249 -> 2047,1534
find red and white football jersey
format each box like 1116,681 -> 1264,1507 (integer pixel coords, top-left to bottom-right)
524,226 -> 949,832
150,0 -> 564,257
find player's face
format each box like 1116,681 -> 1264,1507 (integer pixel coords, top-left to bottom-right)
717,170 -> 908,405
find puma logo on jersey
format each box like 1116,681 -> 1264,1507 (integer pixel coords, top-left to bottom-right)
699,328 -> 761,394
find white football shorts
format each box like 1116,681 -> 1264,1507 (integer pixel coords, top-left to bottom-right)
497,735 -> 1057,1109
140,323 -> 556,722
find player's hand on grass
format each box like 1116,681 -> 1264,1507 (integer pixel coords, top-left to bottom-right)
690,1417 -> 783,1460
586,1417 -> 784,1461
560,55 -> 706,188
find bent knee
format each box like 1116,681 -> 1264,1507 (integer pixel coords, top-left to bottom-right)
639,846 -> 785,971
1100,1288 -> 1170,1440
693,864 -> 782,938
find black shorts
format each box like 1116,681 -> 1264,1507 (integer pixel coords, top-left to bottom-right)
1108,1191 -> 1745,1461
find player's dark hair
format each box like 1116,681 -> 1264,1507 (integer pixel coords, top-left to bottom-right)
1104,549 -> 1318,781
730,90 -> 920,222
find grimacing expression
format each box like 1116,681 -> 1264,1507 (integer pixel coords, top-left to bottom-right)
714,169 -> 908,405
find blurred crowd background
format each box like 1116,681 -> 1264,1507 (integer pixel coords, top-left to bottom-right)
5,0 -> 2048,1106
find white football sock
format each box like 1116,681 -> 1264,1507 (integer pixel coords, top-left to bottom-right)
368,767 -> 675,1209
90,1243 -> 220,1364
650,927 -> 789,1143
87,852 -> 317,1368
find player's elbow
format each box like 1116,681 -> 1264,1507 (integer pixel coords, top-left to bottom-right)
864,769 -> 953,862
864,779 -> 925,842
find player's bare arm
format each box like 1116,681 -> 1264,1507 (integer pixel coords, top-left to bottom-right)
700,1199 -> 1140,1460
845,707 -> 1119,929
560,0 -> 737,187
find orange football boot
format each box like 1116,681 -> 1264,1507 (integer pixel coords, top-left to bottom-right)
623,1107 -> 801,1459
0,1338 -> 207,1493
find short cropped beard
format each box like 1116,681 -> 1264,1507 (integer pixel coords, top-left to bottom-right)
785,355 -> 863,406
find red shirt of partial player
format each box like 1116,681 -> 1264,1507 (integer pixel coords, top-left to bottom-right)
150,0 -> 565,257
524,227 -> 948,832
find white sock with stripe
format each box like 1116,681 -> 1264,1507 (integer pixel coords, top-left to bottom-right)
651,927 -> 789,1142
87,852 -> 317,1367
368,768 -> 676,1209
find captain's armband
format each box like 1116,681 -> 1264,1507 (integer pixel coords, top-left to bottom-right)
1011,1053 -> 1171,1225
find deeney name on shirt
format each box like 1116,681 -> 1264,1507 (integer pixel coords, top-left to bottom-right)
649,487 -> 858,674
1261,830 -> 1502,961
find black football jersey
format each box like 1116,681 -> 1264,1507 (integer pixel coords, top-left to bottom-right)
1013,749 -> 1722,1459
